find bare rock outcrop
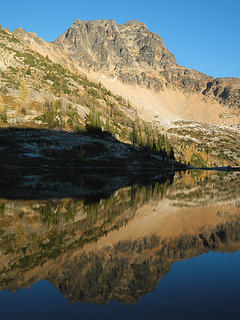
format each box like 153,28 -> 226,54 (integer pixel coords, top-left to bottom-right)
9,19 -> 240,122
54,19 -> 177,72
53,19 -> 239,109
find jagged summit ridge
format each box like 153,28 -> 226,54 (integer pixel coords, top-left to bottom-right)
54,19 -> 177,72
11,19 -> 240,110
52,19 -> 239,109
3,19 -> 239,118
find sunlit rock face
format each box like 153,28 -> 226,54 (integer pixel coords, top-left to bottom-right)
11,19 -> 240,110
53,19 -> 240,109
54,19 -> 177,73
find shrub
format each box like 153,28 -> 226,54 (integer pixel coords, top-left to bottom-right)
1,107 -> 8,123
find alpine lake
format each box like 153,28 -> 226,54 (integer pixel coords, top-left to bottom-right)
0,164 -> 239,319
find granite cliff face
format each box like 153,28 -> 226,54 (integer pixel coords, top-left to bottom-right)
54,19 -> 177,72
53,19 -> 240,109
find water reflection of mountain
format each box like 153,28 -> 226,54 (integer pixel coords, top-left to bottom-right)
0,172 -> 173,287
0,171 -> 239,304
49,221 -> 240,305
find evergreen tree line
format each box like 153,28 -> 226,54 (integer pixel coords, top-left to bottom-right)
85,105 -> 175,161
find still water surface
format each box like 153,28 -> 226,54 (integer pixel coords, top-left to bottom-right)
0,170 -> 239,319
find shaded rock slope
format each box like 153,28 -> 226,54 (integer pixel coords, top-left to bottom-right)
0,127 -> 181,199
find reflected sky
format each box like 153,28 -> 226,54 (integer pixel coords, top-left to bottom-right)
1,251 -> 240,320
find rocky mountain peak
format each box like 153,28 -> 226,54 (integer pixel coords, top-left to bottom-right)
3,18 -> 239,118
54,19 -> 177,74
121,19 -> 148,29
13,27 -> 26,39
52,19 -> 240,107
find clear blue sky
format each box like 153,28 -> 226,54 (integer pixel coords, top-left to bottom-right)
0,0 -> 239,78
